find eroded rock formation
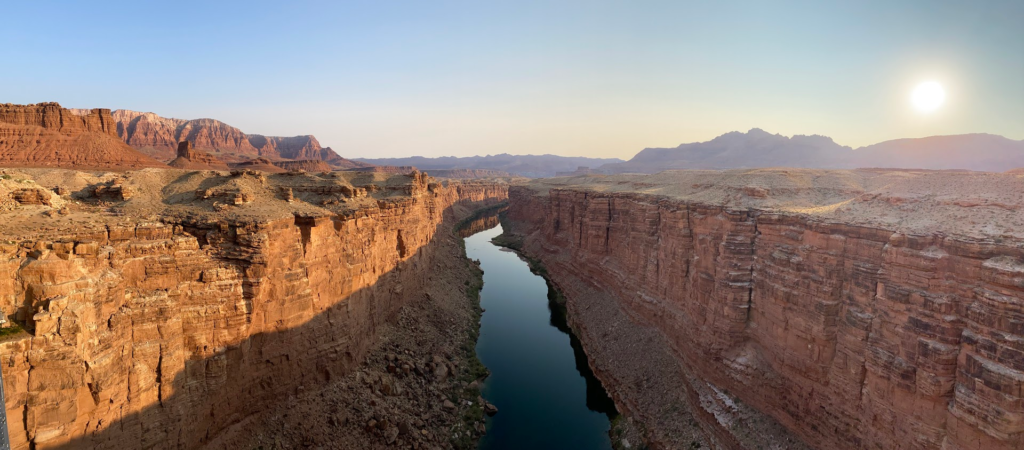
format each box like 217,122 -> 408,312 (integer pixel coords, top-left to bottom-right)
0,103 -> 167,171
167,141 -> 230,170
503,169 -> 1024,450
0,168 -> 507,449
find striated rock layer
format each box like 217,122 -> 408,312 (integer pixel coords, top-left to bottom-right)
503,169 -> 1024,450
0,103 -> 167,171
0,168 -> 507,449
110,109 -> 372,169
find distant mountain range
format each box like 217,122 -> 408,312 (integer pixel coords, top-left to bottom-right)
597,129 -> 1024,174
356,154 -> 624,178
107,109 -> 370,169
3,102 -> 1021,175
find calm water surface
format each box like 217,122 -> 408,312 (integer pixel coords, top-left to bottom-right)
464,224 -> 615,450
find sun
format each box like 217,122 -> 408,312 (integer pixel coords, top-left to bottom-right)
911,81 -> 945,113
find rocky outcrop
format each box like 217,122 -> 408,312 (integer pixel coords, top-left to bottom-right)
0,168 -> 507,449
167,141 -> 230,170
503,170 -> 1024,450
0,103 -> 167,171
111,110 -> 371,169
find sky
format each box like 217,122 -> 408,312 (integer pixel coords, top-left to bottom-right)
2,1 -> 1021,159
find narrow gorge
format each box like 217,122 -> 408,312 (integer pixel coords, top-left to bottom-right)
500,170 -> 1024,450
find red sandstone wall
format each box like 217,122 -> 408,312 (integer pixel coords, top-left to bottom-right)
505,186 -> 1023,450
0,183 -> 506,449
0,103 -> 117,137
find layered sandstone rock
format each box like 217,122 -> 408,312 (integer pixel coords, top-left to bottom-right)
111,110 -> 372,169
0,168 -> 507,449
0,103 -> 167,171
504,169 -> 1024,450
167,141 -> 230,170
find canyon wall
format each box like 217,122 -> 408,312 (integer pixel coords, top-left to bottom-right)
0,170 -> 506,449
1,103 -> 118,136
0,103 -> 167,170
504,175 -> 1024,450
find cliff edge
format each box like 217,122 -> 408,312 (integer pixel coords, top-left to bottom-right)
504,169 -> 1024,450
0,167 -> 508,449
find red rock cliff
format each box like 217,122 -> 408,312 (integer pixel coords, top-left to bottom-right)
0,103 -> 167,170
0,169 -> 507,449
111,110 -> 372,169
504,170 -> 1024,450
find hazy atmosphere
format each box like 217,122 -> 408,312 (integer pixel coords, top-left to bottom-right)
3,0 -> 1021,158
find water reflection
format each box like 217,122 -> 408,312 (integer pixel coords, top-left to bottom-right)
458,213 -> 503,238
460,213 -> 616,450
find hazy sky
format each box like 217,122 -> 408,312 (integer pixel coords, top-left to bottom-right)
3,1 -> 1021,159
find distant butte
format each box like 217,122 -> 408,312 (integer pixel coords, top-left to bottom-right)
167,141 -> 230,170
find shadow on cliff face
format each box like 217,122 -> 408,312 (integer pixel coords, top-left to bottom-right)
470,212 -> 618,421
543,269 -> 619,420
36,198 -> 503,450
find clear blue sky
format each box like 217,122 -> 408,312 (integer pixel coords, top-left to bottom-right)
2,1 -> 1021,158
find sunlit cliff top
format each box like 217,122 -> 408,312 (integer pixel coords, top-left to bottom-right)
0,167 -> 506,239
523,168 -> 1024,241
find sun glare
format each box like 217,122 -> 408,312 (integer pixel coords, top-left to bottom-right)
911,81 -> 945,113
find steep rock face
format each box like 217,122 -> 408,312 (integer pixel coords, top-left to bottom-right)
0,104 -> 167,170
110,110 -> 187,160
167,141 -> 230,170
504,179 -> 1024,450
0,171 -> 507,449
111,110 -> 369,169
246,134 -> 323,161
1,103 -> 118,136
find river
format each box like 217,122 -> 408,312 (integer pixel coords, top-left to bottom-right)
463,223 -> 616,450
